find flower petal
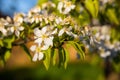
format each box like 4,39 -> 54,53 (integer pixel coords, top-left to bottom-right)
57,2 -> 63,13
34,28 -> 41,37
51,28 -> 57,34
38,52 -> 44,60
58,28 -> 65,36
34,38 -> 42,44
32,53 -> 38,62
30,45 -> 36,52
44,37 -> 53,46
41,26 -> 47,34
15,30 -> 20,37
41,45 -> 49,50
19,26 -> 24,31
64,7 -> 71,14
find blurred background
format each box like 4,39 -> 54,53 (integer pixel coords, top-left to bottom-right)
0,0 -> 120,80
0,0 -> 37,17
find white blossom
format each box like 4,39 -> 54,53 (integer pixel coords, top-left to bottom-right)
11,23 -> 24,37
30,45 -> 45,61
33,27 -> 54,48
57,0 -> 75,14
100,51 -> 111,58
58,27 -> 77,38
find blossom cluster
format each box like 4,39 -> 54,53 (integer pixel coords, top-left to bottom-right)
0,0 -> 92,62
1,0 -> 119,64
84,26 -> 120,59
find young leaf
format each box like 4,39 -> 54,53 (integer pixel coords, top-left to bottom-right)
74,42 -> 85,60
106,8 -> 119,25
4,50 -> 11,62
51,48 -> 58,66
37,0 -> 48,6
63,46 -> 70,69
84,0 -> 99,18
0,40 -> 3,47
43,48 -> 51,70
58,47 -> 64,67
3,35 -> 15,49
0,59 -> 4,67
67,41 -> 85,60
20,44 -> 32,60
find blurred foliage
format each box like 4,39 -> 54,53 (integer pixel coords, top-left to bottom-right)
0,62 -> 104,80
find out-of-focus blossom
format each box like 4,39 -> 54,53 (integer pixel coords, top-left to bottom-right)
57,0 -> 75,14
11,23 -> 24,37
30,44 -> 46,61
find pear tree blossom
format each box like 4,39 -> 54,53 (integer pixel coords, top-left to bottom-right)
57,0 -> 75,14
0,0 -> 120,70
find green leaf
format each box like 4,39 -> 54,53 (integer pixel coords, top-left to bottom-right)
52,0 -> 59,4
84,0 -> 99,18
0,39 -> 3,47
58,47 -> 64,67
106,8 -> 119,25
67,41 -> 85,60
3,35 -> 15,49
93,0 -> 99,17
63,46 -> 70,69
51,48 -> 58,66
37,0 -> 48,6
0,59 -> 4,67
74,42 -> 85,59
4,50 -> 11,61
20,44 -> 32,60
43,48 -> 51,70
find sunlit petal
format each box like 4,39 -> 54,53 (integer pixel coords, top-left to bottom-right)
58,28 -> 65,36
30,45 -> 36,52
34,38 -> 42,44
44,37 -> 54,46
41,26 -> 47,34
15,30 -> 20,37
51,28 -> 57,34
38,52 -> 44,60
57,2 -> 63,13
41,45 -> 49,50
32,53 -> 38,62
34,28 -> 41,37
19,26 -> 24,31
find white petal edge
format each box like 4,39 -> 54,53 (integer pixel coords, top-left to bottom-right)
38,52 -> 44,60
30,45 -> 36,52
32,53 -> 38,62
58,28 -> 65,36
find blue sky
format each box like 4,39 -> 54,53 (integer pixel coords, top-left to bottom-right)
0,0 -> 37,17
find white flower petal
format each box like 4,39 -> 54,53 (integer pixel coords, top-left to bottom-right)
34,38 -> 42,44
1,28 -> 7,36
44,37 -> 53,46
18,26 -> 24,31
41,26 -> 47,34
58,28 -> 65,36
30,45 -> 36,52
64,7 -> 71,14
100,51 -> 111,58
55,17 -> 62,24
71,5 -> 75,9
66,31 -> 72,36
10,27 -> 15,33
34,28 -> 41,37
15,30 -> 20,37
51,28 -> 57,34
57,2 -> 63,13
41,45 -> 49,50
32,53 -> 38,62
38,52 -> 44,60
